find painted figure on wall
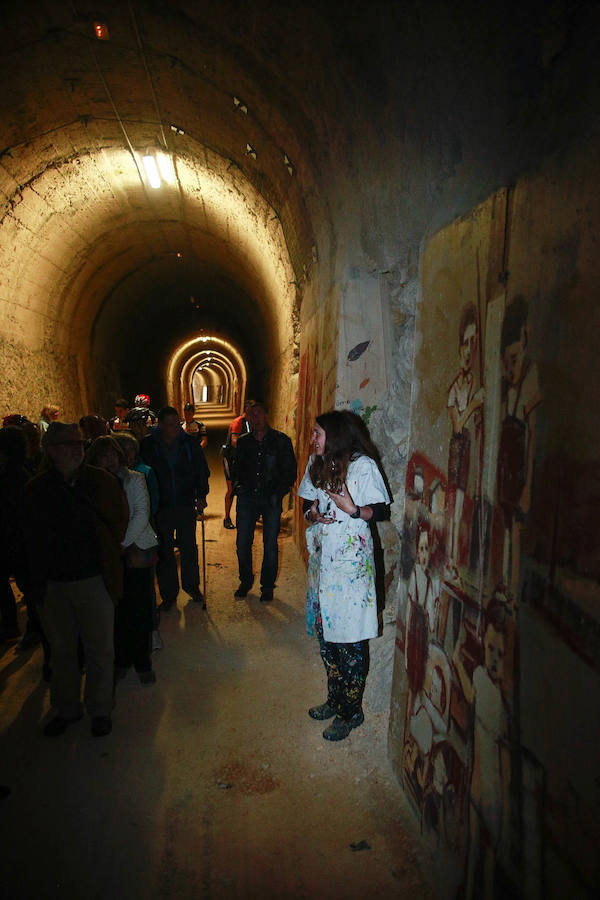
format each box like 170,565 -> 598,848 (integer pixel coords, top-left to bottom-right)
403,523 -> 461,833
422,741 -> 462,850
446,303 -> 485,567
497,296 -> 542,599
405,523 -> 438,697
453,597 -> 512,899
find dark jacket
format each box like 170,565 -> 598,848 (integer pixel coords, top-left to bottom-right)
24,463 -> 129,604
0,458 -> 29,577
139,427 -> 210,509
233,428 -> 297,500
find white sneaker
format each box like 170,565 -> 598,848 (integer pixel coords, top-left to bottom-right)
151,630 -> 163,652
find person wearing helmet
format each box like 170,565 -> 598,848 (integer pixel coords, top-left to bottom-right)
133,394 -> 157,425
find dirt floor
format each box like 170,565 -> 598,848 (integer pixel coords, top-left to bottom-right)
0,432 -> 434,900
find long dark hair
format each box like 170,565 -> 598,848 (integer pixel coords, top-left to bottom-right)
309,410 -> 378,491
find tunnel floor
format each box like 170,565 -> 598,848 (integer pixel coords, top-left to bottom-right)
0,435 -> 432,900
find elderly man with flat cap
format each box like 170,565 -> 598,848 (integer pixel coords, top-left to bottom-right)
25,422 -> 129,738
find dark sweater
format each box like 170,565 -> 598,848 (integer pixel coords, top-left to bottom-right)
24,463 -> 129,603
233,428 -> 297,499
140,427 -> 210,509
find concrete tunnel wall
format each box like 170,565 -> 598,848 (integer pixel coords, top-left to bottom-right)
1,1 -> 600,897
0,139 -> 298,426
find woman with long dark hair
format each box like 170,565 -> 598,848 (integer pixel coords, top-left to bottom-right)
298,410 -> 391,741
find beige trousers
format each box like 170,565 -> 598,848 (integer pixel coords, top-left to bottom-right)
40,575 -> 114,719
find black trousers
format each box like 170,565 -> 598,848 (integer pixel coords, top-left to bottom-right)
114,567 -> 153,673
236,494 -> 282,591
316,617 -> 369,720
155,506 -> 200,604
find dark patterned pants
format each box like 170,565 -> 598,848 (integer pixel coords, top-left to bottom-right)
316,615 -> 369,720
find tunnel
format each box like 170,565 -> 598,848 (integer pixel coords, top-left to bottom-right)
1,1 -> 600,898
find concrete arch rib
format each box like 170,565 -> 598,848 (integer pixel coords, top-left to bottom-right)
179,348 -> 243,424
183,357 -> 237,410
167,336 -> 247,427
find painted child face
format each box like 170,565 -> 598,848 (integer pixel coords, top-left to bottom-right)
459,322 -> 477,373
484,624 -> 505,684
313,422 -> 326,456
502,332 -> 526,386
417,531 -> 430,569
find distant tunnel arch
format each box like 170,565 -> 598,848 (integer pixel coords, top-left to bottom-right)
167,336 -> 247,426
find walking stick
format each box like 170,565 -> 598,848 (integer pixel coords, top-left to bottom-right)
200,510 -> 207,609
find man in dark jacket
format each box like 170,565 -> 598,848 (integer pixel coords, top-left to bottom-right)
25,422 -> 129,738
232,401 -> 297,602
140,406 -> 210,610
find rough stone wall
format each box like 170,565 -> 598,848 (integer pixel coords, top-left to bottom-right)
0,335 -> 82,422
295,2 -> 600,796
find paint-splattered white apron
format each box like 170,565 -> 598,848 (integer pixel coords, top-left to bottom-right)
298,454 -> 390,643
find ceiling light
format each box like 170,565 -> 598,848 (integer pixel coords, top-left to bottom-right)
142,155 -> 161,189
157,153 -> 176,184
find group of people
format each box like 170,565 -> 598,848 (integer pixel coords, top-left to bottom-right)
1,399 -> 210,738
1,395 -> 391,744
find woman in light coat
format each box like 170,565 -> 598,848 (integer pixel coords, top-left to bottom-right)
87,436 -> 158,684
298,410 -> 390,741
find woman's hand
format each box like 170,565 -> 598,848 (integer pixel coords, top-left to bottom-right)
306,498 -> 335,525
325,483 -> 357,516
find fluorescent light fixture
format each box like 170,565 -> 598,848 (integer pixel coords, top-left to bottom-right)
142,155 -> 160,189
157,153 -> 176,184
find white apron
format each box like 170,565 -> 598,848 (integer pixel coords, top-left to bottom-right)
298,454 -> 390,643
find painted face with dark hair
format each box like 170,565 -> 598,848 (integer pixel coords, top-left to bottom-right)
417,529 -> 430,569
502,330 -> 526,387
459,321 -> 477,373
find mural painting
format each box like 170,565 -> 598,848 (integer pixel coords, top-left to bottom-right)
392,143 -> 600,900
295,287 -> 339,549
393,196 -> 536,897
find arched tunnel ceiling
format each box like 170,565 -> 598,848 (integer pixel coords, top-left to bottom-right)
2,0 -> 366,412
2,0 -> 576,417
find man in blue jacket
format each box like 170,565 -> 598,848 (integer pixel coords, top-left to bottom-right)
140,406 -> 210,610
